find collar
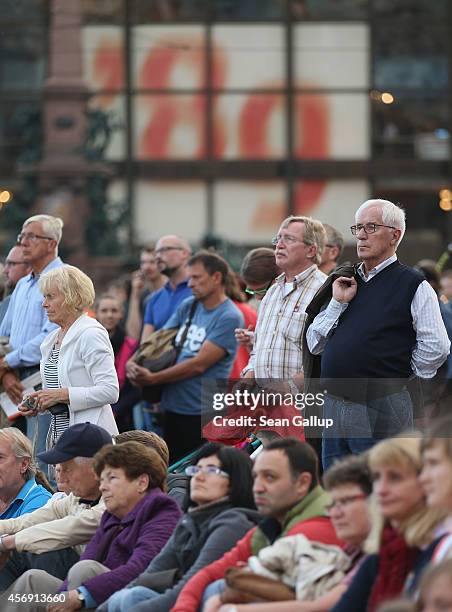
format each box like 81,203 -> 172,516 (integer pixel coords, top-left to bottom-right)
27,257 -> 63,283
275,264 -> 318,288
2,477 -> 37,512
78,496 -> 101,507
164,279 -> 189,292
357,254 -> 397,280
188,496 -> 230,515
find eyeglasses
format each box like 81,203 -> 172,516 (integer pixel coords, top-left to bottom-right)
185,465 -> 230,478
245,280 -> 273,296
350,223 -> 396,236
271,234 -> 306,247
325,493 -> 368,513
4,260 -> 27,267
17,232 -> 53,245
155,246 -> 184,255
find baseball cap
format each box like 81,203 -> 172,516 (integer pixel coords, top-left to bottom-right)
38,422 -> 113,464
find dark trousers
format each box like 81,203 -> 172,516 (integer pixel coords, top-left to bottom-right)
163,411 -> 204,463
0,548 -> 79,591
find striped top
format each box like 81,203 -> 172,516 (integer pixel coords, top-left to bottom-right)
44,345 -> 70,442
243,265 -> 327,379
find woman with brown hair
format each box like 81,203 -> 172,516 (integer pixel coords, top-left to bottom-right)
2,442 -> 181,612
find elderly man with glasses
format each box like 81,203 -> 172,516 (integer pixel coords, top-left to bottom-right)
0,215 -> 64,460
224,216 -> 327,441
306,199 -> 450,470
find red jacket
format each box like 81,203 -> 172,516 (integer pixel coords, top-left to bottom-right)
172,515 -> 340,611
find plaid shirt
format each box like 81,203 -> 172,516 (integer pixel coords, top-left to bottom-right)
243,265 -> 327,379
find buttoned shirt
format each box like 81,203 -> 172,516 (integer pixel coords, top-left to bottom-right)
306,255 -> 450,378
243,265 -> 327,379
0,257 -> 63,368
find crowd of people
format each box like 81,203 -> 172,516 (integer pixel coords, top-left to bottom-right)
0,199 -> 449,610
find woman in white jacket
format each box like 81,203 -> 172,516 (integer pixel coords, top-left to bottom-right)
19,265 -> 119,448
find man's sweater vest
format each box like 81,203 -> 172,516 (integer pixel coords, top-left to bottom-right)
320,261 -> 423,380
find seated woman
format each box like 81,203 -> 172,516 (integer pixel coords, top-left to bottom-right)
102,442 -> 258,612
331,437 -> 447,612
95,293 -> 138,432
0,441 -> 181,611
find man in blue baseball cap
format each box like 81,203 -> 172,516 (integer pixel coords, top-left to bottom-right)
0,423 -> 112,591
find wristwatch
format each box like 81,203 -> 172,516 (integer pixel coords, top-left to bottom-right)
76,589 -> 85,607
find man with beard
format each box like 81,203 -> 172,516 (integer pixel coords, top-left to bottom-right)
140,235 -> 192,342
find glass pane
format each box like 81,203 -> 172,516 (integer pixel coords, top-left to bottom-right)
0,101 -> 42,172
294,180 -> 369,244
290,0 -> 368,20
294,93 -> 370,160
294,24 -> 369,89
133,26 -> 206,90
374,22 -> 448,90
212,25 -> 285,90
83,26 -> 124,92
213,181 -> 287,243
87,95 -> 126,161
130,0 -> 207,22
213,94 -> 287,159
0,25 -> 47,90
134,94 -> 207,159
372,95 -> 450,160
0,0 -> 47,22
133,181 -> 207,242
373,0 -> 448,20
212,0 -> 285,20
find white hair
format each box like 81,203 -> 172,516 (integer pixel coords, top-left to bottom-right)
355,199 -> 406,247
24,215 -> 64,244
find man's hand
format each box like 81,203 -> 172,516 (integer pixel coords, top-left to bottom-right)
234,325 -> 254,349
47,590 -> 81,612
332,276 -> 357,304
2,372 -> 24,404
127,362 -> 154,387
130,270 -> 145,296
232,370 -> 256,394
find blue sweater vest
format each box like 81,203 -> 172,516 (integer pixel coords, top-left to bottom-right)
320,261 -> 423,384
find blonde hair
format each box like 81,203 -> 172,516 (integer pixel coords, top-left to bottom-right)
365,436 -> 447,552
39,265 -> 95,316
279,216 -> 326,266
0,428 -> 37,481
24,215 -> 64,244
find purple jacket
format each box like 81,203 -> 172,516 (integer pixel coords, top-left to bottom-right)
60,488 -> 181,604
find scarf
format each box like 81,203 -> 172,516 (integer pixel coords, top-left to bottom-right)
368,523 -> 418,611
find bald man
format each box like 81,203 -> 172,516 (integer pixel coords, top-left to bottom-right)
140,235 -> 192,342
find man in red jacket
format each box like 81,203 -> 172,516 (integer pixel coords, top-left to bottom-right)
172,437 -> 341,612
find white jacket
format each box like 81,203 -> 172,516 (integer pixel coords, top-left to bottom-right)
0,493 -> 105,555
40,314 -> 119,435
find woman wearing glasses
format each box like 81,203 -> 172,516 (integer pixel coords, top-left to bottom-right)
102,443 -> 258,612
